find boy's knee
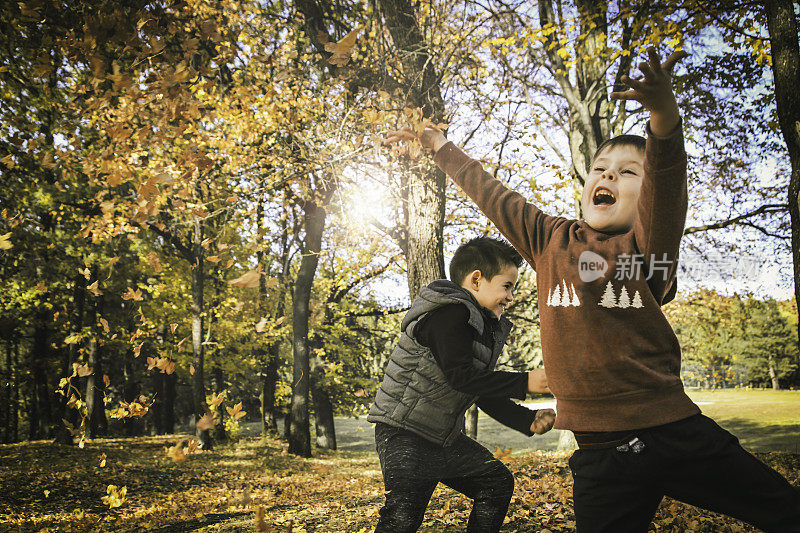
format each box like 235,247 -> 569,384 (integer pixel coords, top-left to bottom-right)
376,503 -> 425,533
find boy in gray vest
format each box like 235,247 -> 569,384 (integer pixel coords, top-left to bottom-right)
367,236 -> 556,532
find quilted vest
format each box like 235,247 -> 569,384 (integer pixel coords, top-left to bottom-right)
366,279 -> 513,446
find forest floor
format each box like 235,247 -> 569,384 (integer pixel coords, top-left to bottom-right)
1,389 -> 799,532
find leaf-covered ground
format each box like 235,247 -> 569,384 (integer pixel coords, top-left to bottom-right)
1,434 -> 798,532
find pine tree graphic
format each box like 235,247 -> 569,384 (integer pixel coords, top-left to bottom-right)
546,288 -> 553,306
631,290 -> 643,308
618,286 -> 631,308
599,281 -> 617,308
560,280 -> 571,306
551,284 -> 561,307
570,283 -> 581,307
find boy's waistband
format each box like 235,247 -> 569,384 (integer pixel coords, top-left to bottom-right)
573,430 -> 635,449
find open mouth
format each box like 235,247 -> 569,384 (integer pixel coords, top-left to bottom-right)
593,187 -> 617,206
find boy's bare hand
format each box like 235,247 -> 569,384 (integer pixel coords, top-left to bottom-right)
531,408 -> 556,435
527,368 -> 549,394
383,126 -> 448,153
610,47 -> 688,137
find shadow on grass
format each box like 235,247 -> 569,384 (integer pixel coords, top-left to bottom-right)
714,417 -> 800,453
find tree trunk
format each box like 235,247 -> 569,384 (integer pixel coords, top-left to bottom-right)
30,310 -> 53,439
378,0 -> 447,299
465,404 -> 478,439
768,353 -> 781,390
261,346 -> 280,434
55,274 -> 87,445
122,356 -> 141,436
11,340 -> 19,442
310,355 -> 336,450
85,293 -> 105,439
765,0 -> 800,344
2,341 -> 9,443
212,366 -> 228,443
191,214 -> 212,449
288,201 -> 328,457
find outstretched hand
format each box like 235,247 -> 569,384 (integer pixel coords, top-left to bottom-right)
610,47 -> 688,136
383,126 -> 449,154
531,408 -> 556,435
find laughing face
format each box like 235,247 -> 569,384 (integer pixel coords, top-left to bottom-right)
462,264 -> 519,319
581,144 -> 645,233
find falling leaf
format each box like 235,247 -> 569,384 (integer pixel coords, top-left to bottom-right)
226,402 -> 246,420
275,316 -> 286,326
266,278 -> 278,289
99,453 -> 107,467
354,389 -> 367,397
122,287 -> 144,301
255,506 -> 270,532
170,323 -> 178,334
147,357 -> 158,371
102,485 -> 127,508
209,392 -> 224,409
196,412 -> 216,430
255,317 -> 269,333
229,270 -> 261,288
44,490 -> 50,498
166,440 -> 187,463
208,255 -> 221,263
103,374 -> 110,387
87,280 -> 102,297
0,233 -> 12,250
76,364 -> 93,377
324,25 -> 363,66
99,318 -> 110,333
189,364 -> 195,375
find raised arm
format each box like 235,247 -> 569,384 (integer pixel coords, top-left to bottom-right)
610,47 -> 689,302
384,127 -> 564,269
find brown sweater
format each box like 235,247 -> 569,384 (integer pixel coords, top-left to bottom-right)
433,125 -> 700,431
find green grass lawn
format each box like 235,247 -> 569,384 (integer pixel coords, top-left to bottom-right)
687,389 -> 800,453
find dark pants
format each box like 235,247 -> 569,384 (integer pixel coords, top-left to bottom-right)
374,422 -> 515,533
569,414 -> 800,532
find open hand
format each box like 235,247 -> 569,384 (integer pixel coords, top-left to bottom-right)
610,47 -> 688,136
383,126 -> 448,153
531,408 -> 556,435
527,368 -> 550,394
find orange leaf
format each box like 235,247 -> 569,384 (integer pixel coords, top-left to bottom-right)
229,270 -> 261,288
196,412 -> 216,430
170,323 -> 178,334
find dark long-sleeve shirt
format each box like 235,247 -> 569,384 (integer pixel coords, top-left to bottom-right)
414,303 -> 537,436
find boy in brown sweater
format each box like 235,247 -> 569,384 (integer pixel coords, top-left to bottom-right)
385,47 -> 800,532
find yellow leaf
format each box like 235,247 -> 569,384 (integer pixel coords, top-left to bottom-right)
0,232 -> 12,250
255,317 -> 269,333
166,440 -> 187,463
189,364 -> 195,375
170,323 -> 178,333
102,485 -> 127,508
275,316 -> 286,326
1,155 -> 14,169
87,280 -> 102,297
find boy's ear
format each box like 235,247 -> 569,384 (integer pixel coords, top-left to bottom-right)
469,269 -> 483,288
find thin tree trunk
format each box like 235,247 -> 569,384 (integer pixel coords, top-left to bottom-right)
191,213 -> 211,449
261,347 -> 280,434
12,340 -> 19,442
2,341 -> 8,443
212,366 -> 228,442
765,0 -> 800,344
288,202 -> 327,457
85,291 -> 105,439
30,310 -> 53,439
465,404 -> 478,439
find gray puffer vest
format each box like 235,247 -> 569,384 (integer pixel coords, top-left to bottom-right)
367,279 -> 513,446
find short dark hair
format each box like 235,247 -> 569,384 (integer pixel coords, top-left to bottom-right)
591,134 -> 646,164
449,236 -> 523,285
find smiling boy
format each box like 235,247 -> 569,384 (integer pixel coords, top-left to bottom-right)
385,47 -> 800,531
367,236 -> 556,533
